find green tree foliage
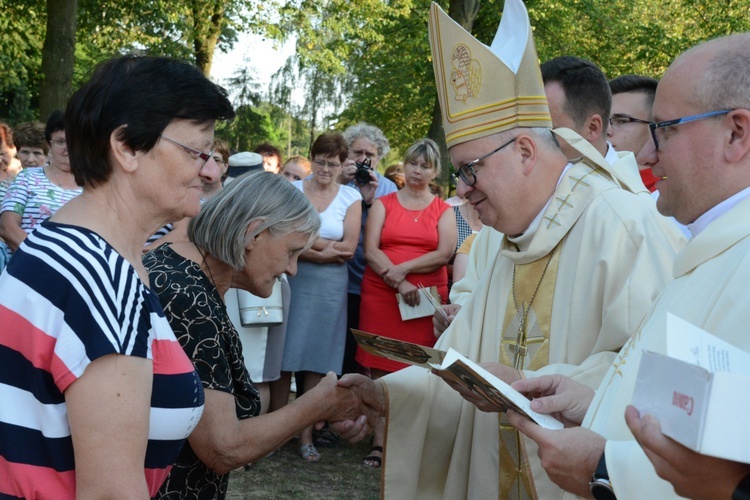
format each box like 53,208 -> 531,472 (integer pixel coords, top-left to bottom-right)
0,0 -> 278,124
215,101 -> 311,157
216,63 -> 293,154
217,104 -> 278,152
333,0 -> 479,182
0,0 -> 46,122
269,0 -> 416,151
3,0 -> 750,143
75,0 -> 270,75
337,0 -> 750,166
337,0 -> 436,154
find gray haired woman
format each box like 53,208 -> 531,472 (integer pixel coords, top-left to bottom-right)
143,171 -> 365,500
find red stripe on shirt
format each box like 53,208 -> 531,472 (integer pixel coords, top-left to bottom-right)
145,466 -> 172,496
151,338 -> 196,376
0,305 -> 57,370
0,455 -> 75,499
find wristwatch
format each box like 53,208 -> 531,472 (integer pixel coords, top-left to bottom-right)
733,474 -> 750,500
589,453 -> 617,500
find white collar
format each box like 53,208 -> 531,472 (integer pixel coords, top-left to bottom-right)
688,186 -> 750,237
604,142 -> 619,167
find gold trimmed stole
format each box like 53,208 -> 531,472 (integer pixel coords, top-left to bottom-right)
497,243 -> 561,499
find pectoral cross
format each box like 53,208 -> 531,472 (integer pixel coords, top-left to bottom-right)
508,301 -> 529,370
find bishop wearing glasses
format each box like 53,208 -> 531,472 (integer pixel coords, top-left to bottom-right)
333,0 -> 685,498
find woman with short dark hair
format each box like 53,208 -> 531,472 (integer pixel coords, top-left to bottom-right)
278,132 -> 363,461
13,121 -> 48,168
0,54 -> 234,498
0,111 -> 82,261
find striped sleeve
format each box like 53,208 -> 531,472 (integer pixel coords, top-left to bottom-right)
0,222 -> 203,498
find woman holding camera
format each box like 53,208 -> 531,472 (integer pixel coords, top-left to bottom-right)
355,138 -> 456,468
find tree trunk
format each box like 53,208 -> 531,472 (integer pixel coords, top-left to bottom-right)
191,1 -> 224,76
449,0 -> 481,31
194,26 -> 221,77
39,0 -> 77,122
427,93 -> 451,188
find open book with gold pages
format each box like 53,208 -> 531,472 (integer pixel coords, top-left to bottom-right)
351,329 -> 563,430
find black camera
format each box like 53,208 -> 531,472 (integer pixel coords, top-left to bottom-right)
354,157 -> 373,185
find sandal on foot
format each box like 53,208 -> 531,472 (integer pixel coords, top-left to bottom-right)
298,444 -> 321,462
362,445 -> 383,469
314,427 -> 340,448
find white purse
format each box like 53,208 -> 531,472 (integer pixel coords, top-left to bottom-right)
237,278 -> 283,327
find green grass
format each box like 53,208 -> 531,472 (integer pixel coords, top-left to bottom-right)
226,437 -> 381,499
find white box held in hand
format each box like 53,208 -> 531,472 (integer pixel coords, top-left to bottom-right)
631,314 -> 750,463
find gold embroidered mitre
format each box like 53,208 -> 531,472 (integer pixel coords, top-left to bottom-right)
429,0 -> 551,148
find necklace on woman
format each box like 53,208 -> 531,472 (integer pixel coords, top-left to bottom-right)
308,180 -> 336,200
197,246 -> 217,286
402,192 -> 431,222
408,206 -> 427,222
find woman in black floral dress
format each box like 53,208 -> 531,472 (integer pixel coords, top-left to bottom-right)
144,172 -> 372,500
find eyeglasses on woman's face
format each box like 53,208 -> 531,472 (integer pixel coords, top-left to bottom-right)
161,135 -> 215,167
312,158 -> 342,169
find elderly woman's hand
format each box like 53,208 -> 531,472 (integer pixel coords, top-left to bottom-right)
381,263 -> 408,289
397,281 -> 420,306
314,372 -> 362,423
317,240 -> 354,264
329,374 -> 387,443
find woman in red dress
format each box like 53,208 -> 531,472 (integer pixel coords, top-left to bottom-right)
355,138 -> 457,467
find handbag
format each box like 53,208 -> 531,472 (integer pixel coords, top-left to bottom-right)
237,278 -> 283,327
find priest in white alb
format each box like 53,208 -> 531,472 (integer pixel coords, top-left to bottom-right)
507,33 -> 750,500
333,0 -> 685,498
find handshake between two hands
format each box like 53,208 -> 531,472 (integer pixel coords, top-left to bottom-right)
314,363 -> 590,446
313,373 -> 387,444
